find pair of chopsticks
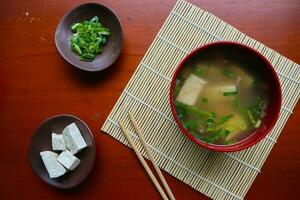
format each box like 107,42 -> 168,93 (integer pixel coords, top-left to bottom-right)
118,112 -> 176,200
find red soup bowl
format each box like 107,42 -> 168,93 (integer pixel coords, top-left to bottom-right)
169,42 -> 282,152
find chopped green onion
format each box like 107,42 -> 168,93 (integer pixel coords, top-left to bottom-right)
208,129 -> 230,142
222,68 -> 235,78
184,120 -> 198,130
223,129 -> 231,137
99,31 -> 111,36
247,110 -> 256,125
71,43 -> 82,55
211,111 -> 216,118
201,98 -> 208,103
219,114 -> 233,124
194,109 -> 212,118
205,118 -> 216,128
71,23 -> 81,32
223,91 -> 238,96
254,119 -> 262,128
80,53 -> 95,61
194,134 -> 214,143
194,68 -> 205,77
70,16 -> 110,62
175,101 -> 236,143
90,16 -> 99,23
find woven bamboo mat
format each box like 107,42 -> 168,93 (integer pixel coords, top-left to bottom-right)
101,0 -> 300,199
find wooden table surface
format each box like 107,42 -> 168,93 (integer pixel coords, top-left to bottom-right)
1,0 -> 299,199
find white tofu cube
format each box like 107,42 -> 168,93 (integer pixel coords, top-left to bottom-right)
62,123 -> 87,154
52,133 -> 67,151
176,74 -> 206,106
40,151 -> 67,178
57,150 -> 81,170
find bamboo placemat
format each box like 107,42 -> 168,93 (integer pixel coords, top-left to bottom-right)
101,0 -> 300,199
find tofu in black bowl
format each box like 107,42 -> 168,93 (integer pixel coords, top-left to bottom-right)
29,114 -> 95,189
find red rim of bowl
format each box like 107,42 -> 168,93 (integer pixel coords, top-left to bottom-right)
169,41 -> 282,152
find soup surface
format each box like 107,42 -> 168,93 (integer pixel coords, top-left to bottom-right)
173,49 -> 270,145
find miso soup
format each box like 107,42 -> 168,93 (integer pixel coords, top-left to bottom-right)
173,48 -> 270,145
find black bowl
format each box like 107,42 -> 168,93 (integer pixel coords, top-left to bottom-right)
29,114 -> 96,189
55,3 -> 123,71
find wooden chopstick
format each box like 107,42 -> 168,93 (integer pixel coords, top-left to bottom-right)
118,121 -> 169,200
128,112 -> 176,200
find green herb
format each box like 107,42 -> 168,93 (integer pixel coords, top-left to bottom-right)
233,96 -> 261,129
70,16 -> 110,62
205,118 -> 216,128
175,101 -> 234,143
222,129 -> 231,137
201,98 -> 208,103
184,120 -> 198,131
194,134 -> 214,143
175,102 -> 213,119
206,129 -> 230,142
223,91 -> 238,96
248,96 -> 263,117
193,108 -> 212,118
90,16 -> 99,23
235,95 -> 267,128
71,23 -> 81,32
71,43 -> 82,55
194,68 -> 205,77
233,97 -> 248,119
254,119 -> 262,128
222,68 -> 235,78
80,53 -> 95,62
211,111 -> 216,118
218,114 -> 233,124
247,110 -> 256,125
194,64 -> 209,77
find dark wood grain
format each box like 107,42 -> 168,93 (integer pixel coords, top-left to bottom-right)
0,0 -> 299,199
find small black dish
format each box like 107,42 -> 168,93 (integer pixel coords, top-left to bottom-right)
55,3 -> 123,71
29,114 -> 96,189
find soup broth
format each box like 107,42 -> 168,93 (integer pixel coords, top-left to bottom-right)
173,48 -> 270,145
